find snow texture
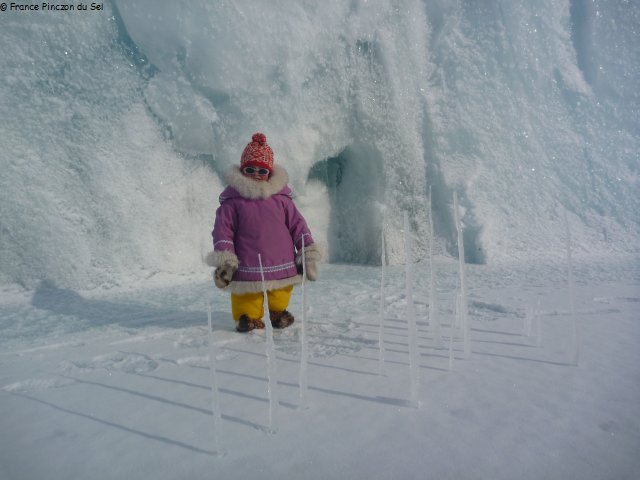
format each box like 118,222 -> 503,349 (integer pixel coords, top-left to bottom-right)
1,260 -> 639,479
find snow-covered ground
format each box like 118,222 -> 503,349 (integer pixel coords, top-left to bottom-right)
1,258 -> 638,480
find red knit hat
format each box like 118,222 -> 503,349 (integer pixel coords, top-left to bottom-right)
240,133 -> 274,174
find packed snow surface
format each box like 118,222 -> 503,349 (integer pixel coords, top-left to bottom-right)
1,259 -> 639,479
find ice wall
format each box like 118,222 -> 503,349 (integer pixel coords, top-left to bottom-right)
423,0 -> 639,263
113,0 -> 435,263
0,8 -> 220,289
1,0 -> 638,290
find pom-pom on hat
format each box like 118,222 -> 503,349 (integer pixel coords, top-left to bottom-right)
240,133 -> 274,174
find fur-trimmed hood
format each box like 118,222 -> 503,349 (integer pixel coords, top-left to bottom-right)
222,165 -> 290,201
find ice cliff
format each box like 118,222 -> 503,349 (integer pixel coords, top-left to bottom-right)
1,0 -> 638,289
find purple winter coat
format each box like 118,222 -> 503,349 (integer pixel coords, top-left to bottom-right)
211,165 -> 314,293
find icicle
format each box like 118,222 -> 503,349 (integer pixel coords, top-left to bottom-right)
428,187 -> 442,348
379,226 -> 386,376
207,301 -> 225,456
448,294 -> 455,371
258,253 -> 279,433
563,209 -> 579,366
535,299 -> 542,348
403,212 -> 420,407
524,305 -> 533,337
454,192 -> 470,359
298,235 -> 309,409
454,291 -> 461,328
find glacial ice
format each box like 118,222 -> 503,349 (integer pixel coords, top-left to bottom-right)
0,0 -> 638,290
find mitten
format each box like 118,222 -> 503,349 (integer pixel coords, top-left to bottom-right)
296,243 -> 322,281
205,250 -> 239,289
214,263 -> 236,288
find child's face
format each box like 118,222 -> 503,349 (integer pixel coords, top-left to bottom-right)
242,166 -> 270,181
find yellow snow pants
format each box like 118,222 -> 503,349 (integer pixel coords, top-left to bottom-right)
230,285 -> 294,322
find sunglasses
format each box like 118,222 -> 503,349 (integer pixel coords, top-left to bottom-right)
243,166 -> 270,175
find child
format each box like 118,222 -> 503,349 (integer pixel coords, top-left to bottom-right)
208,133 -> 321,332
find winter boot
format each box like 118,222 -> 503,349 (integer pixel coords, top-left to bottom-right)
236,315 -> 265,333
269,310 -> 295,329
